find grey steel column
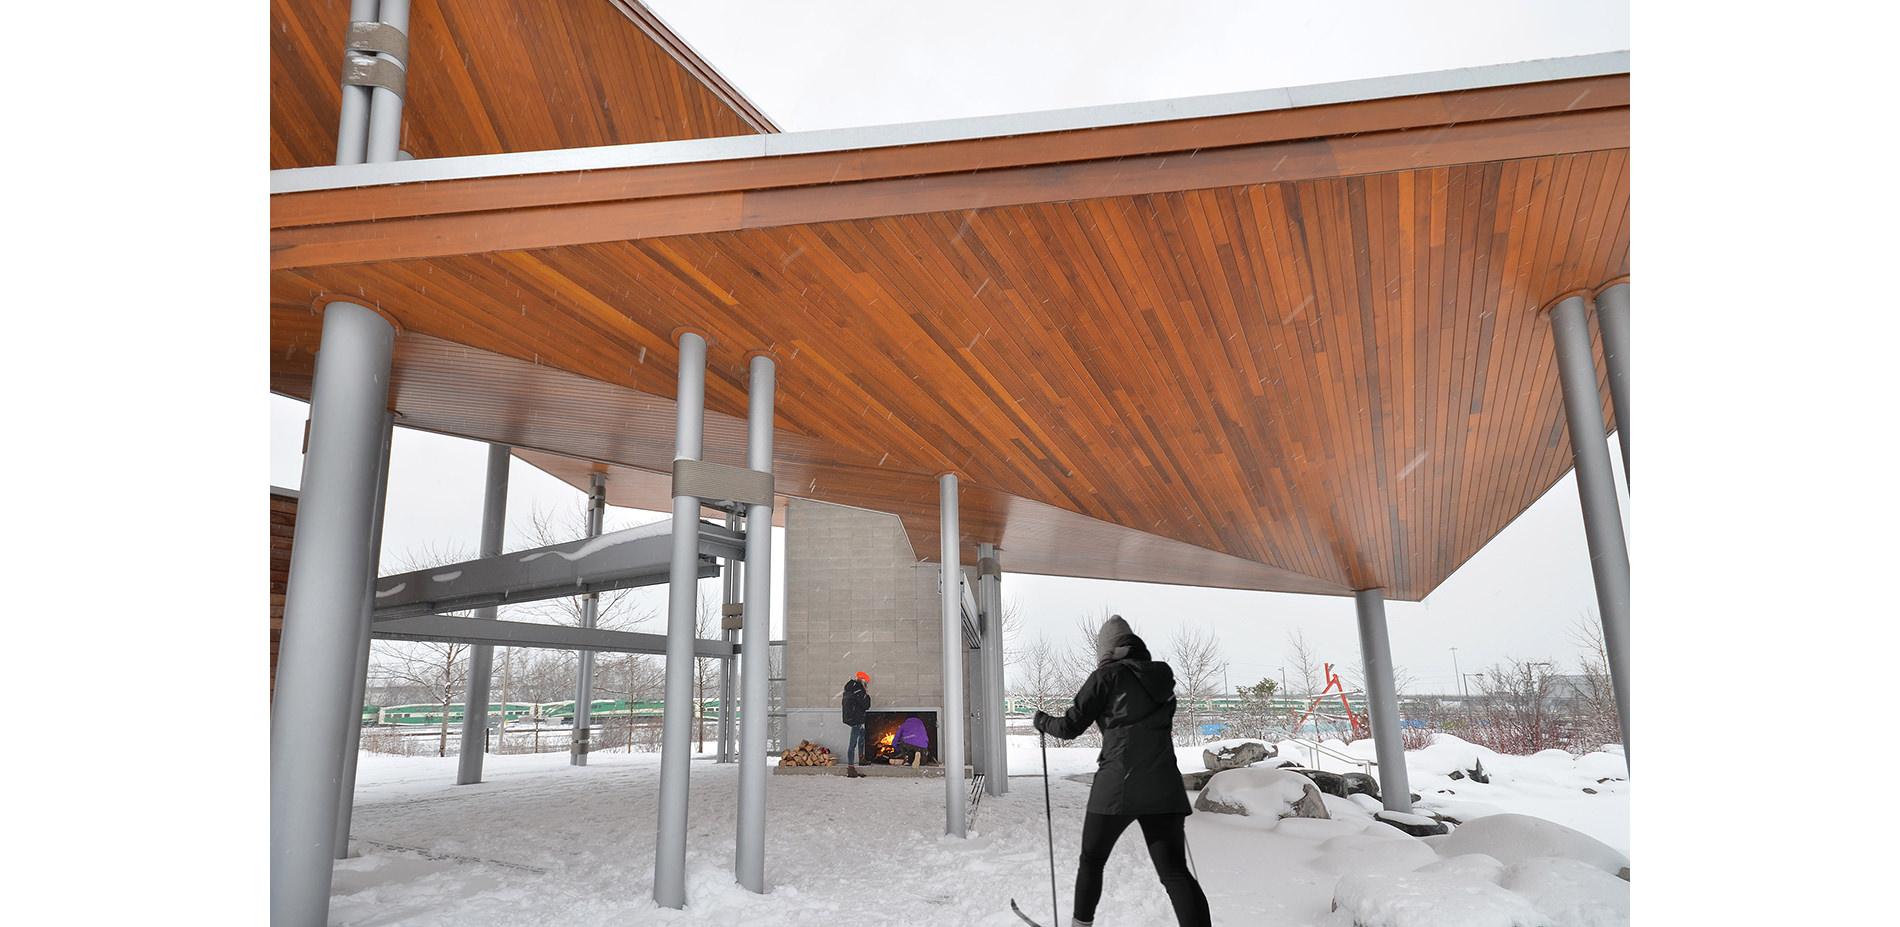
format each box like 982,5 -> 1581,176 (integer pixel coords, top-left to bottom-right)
270,300 -> 394,927
1549,295 -> 1633,766
978,544 -> 1008,796
1594,282 -> 1632,484
572,472 -> 607,766
335,0 -> 378,165
736,353 -> 776,892
655,332 -> 708,909
364,0 -> 410,163
716,511 -> 741,764
1353,589 -> 1413,813
334,411 -> 394,858
939,473 -> 968,837
455,444 -> 511,784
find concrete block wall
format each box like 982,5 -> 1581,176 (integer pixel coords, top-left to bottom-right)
782,497 -> 949,753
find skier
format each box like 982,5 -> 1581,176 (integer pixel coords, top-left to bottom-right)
1033,615 -> 1211,927
842,671 -> 871,776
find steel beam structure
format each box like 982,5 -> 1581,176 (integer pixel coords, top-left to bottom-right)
977,543 -> 1008,795
1548,294 -> 1633,767
333,411 -> 393,857
939,473 -> 968,837
716,511 -> 740,765
1353,589 -> 1413,813
371,521 -> 744,619
456,444 -> 511,785
655,332 -> 707,909
572,472 -> 608,766
334,0 -> 378,165
270,300 -> 394,927
373,614 -> 733,656
735,354 -> 776,892
1594,281 -> 1632,484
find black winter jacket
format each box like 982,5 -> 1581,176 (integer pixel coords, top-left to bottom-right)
841,679 -> 870,726
1035,631 -> 1193,816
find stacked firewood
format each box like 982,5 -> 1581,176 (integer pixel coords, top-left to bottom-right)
780,740 -> 837,767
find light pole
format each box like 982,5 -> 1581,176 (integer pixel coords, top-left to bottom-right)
1451,647 -> 1462,698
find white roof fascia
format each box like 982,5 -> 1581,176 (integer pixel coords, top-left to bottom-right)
270,51 -> 1628,196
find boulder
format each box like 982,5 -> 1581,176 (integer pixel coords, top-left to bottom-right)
1448,769 -> 1466,781
1373,809 -> 1450,837
1202,740 -> 1273,771
1340,771 -> 1381,800
1467,758 -> 1490,784
1287,768 -> 1349,798
1193,767 -> 1330,820
1181,770 -> 1216,791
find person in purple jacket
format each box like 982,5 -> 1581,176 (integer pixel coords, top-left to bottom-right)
892,715 -> 930,766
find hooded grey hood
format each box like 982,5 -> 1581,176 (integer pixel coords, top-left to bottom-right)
1096,615 -> 1135,665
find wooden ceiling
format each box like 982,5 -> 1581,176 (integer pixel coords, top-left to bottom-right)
269,15 -> 1627,601
269,0 -> 772,170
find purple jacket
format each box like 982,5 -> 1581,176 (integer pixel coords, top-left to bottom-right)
895,716 -> 929,748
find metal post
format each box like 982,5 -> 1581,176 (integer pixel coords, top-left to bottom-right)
270,300 -> 394,927
335,0 -> 379,165
364,0 -> 410,163
455,444 -> 511,784
655,332 -> 707,909
334,411 -> 393,858
736,353 -> 776,892
939,473 -> 968,837
1352,589 -> 1413,813
572,472 -> 607,766
1593,282 -> 1632,485
978,543 -> 1008,795
1548,294 -> 1633,767
716,511 -> 741,765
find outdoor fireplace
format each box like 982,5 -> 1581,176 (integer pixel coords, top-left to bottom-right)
862,709 -> 939,765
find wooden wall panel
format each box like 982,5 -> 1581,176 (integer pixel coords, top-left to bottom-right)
269,0 -> 763,170
269,492 -> 298,697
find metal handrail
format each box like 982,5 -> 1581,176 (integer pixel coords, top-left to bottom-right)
1284,737 -> 1376,776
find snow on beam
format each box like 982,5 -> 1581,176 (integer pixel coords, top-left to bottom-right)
371,519 -> 744,620
372,613 -> 734,657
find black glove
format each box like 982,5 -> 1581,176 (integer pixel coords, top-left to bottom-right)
1033,710 -> 1052,736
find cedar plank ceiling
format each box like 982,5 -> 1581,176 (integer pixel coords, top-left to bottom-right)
269,0 -> 771,170
270,48 -> 1627,601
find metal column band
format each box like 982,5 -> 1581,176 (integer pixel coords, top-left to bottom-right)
670,458 -> 774,509
345,21 -> 409,62
341,55 -> 405,95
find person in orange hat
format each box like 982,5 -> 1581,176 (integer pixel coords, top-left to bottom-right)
842,671 -> 872,774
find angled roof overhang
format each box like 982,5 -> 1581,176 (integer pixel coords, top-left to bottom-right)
269,53 -> 1629,602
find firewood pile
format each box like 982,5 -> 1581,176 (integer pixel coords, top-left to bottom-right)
780,740 -> 837,767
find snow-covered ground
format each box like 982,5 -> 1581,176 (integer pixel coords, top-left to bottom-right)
327,734 -> 1627,926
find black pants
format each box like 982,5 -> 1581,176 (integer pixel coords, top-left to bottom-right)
1073,812 -> 1210,927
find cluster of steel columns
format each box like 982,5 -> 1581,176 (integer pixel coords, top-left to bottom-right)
269,310 -> 783,922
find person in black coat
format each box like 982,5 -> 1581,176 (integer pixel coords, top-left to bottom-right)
1034,615 -> 1211,927
841,671 -> 871,770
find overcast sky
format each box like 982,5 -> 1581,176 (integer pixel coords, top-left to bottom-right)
267,1 -> 1636,696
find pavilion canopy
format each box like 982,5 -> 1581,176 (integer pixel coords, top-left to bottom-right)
268,5 -> 1626,602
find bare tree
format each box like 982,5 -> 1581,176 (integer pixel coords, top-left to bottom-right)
1466,657 -> 1564,755
694,597 -> 719,752
1057,609 -> 1113,695
371,545 -> 477,756
1164,622 -> 1227,744
1284,630 -> 1323,699
1009,635 -> 1069,717
1565,610 -> 1622,751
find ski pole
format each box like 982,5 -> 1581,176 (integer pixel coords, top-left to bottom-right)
1042,730 -> 1058,926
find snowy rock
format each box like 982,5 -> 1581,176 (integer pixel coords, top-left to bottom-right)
1331,869 -> 1544,927
1468,758 -> 1491,784
1312,832 -> 1439,876
1433,813 -> 1629,875
1373,809 -> 1449,837
1342,771 -> 1382,800
1202,740 -> 1272,770
1500,857 -> 1631,927
1193,767 -> 1329,819
1182,769 -> 1216,791
1288,768 -> 1350,797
